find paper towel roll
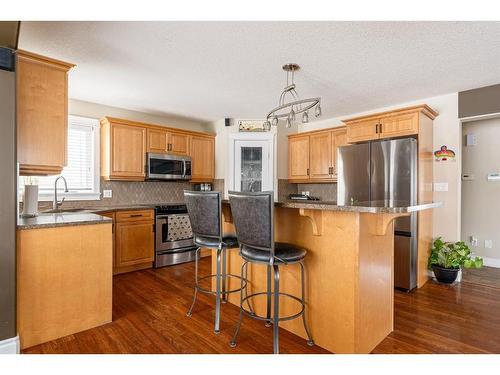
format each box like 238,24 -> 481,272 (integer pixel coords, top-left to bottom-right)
22,185 -> 39,217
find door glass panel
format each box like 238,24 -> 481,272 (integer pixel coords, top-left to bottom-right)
240,147 -> 262,192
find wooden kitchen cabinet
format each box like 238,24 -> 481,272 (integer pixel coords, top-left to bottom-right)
114,209 -> 155,274
101,117 -> 215,181
190,134 -> 215,182
101,118 -> 146,181
288,135 -> 310,181
16,50 -> 75,175
344,105 -> 437,143
146,129 -> 190,155
147,128 -> 168,153
288,127 -> 347,183
309,132 -> 332,180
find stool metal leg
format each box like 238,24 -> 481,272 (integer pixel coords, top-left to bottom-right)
244,261 -> 255,315
229,261 -> 247,348
265,265 -> 272,327
186,247 -> 200,317
300,262 -> 314,346
214,245 -> 222,333
221,247 -> 227,303
273,264 -> 280,354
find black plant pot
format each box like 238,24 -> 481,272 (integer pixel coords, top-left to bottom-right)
432,265 -> 459,284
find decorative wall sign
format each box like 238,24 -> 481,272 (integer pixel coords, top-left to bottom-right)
434,145 -> 456,162
238,120 -> 267,132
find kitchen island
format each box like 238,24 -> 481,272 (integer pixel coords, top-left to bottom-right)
217,200 -> 440,354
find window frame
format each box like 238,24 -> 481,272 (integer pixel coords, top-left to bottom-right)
21,115 -> 101,202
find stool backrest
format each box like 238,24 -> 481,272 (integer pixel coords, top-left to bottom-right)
184,190 -> 222,241
228,191 -> 274,255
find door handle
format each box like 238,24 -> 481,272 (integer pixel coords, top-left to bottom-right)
375,123 -> 379,134
307,168 -> 309,176
379,122 -> 383,133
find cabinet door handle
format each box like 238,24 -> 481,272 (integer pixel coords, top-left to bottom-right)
375,123 -> 379,134
379,122 -> 383,133
130,214 -> 143,218
307,168 -> 309,176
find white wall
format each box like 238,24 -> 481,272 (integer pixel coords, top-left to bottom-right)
295,93 -> 461,241
69,99 -> 209,133
462,117 -> 500,265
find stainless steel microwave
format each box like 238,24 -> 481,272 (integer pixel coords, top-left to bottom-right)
146,153 -> 192,180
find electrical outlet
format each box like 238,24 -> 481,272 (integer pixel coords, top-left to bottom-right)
470,236 -> 478,247
103,189 -> 112,198
485,240 -> 493,249
434,182 -> 448,192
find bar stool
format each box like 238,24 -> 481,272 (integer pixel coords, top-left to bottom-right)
227,191 -> 314,354
184,190 -> 250,334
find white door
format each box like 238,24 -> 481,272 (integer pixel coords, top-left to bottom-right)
234,140 -> 272,193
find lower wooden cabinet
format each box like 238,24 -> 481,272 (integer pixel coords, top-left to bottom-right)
100,209 -> 155,275
115,221 -> 154,269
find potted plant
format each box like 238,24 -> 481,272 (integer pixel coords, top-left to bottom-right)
428,237 -> 483,284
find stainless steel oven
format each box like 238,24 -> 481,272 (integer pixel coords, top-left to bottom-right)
154,204 -> 198,267
147,153 -> 192,180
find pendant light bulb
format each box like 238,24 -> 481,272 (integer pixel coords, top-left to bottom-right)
315,103 -> 322,118
289,108 -> 296,121
302,111 -> 309,124
286,117 -> 292,128
272,115 -> 279,126
264,120 -> 271,131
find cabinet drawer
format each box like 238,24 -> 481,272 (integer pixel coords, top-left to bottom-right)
116,209 -> 154,223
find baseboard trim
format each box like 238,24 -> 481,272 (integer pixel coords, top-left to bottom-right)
0,335 -> 20,354
482,257 -> 500,268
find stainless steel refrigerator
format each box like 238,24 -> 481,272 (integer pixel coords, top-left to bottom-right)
0,47 -> 17,351
337,138 -> 418,291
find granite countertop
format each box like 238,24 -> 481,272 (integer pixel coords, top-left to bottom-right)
17,212 -> 113,230
222,199 -> 441,213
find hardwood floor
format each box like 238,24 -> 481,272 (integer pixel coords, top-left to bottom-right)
23,259 -> 500,354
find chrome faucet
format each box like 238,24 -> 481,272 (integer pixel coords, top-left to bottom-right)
53,176 -> 69,210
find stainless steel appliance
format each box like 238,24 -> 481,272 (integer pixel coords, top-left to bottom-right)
154,204 -> 198,267
0,47 -> 17,349
337,138 -> 418,290
146,153 -> 192,180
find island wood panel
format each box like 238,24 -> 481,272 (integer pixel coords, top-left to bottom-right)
217,206 -> 404,353
17,223 -> 113,349
17,50 -> 74,175
309,132 -> 332,180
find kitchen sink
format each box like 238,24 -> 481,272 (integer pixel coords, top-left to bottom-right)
41,208 -> 90,214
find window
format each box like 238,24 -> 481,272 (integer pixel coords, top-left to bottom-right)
19,115 -> 101,201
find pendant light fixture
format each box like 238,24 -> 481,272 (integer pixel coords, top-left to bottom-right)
265,63 -> 322,129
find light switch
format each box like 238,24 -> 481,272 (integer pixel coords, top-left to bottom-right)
103,189 -> 112,198
434,182 -> 448,192
485,240 -> 493,249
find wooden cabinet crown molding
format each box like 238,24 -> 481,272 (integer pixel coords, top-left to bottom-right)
101,116 -> 215,138
342,104 -> 438,124
16,49 -> 75,71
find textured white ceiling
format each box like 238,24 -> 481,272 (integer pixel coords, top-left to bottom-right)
18,21 -> 500,123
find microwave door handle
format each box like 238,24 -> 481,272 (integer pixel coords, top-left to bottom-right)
182,160 -> 186,178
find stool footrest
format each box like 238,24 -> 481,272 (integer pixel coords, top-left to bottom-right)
240,291 -> 305,322
195,273 -> 248,295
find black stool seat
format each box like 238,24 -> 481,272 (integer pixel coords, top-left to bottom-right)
194,234 -> 238,249
241,242 -> 306,264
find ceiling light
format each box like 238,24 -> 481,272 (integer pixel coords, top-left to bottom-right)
266,63 -> 321,128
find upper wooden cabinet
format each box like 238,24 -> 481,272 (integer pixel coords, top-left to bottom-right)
288,135 -> 310,181
101,117 -> 215,181
344,105 -> 438,144
16,50 -> 75,175
146,129 -> 190,156
288,127 -> 347,183
101,118 -> 146,181
190,135 -> 215,182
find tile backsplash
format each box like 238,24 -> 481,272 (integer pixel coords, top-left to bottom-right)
33,178 -> 225,210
